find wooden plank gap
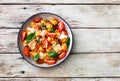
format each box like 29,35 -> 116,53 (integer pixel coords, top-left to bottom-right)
0,27 -> 20,29
0,52 -> 20,54
1,3 -> 120,5
0,76 -> 120,78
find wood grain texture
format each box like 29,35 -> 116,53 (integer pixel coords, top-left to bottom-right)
0,78 -> 117,81
1,5 -> 120,28
1,1 -> 120,79
1,29 -> 120,53
0,78 -> 120,81
0,78 -> 102,81
0,0 -> 119,4
0,53 -> 120,77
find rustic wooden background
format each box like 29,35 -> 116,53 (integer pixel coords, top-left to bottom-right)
1,0 -> 120,81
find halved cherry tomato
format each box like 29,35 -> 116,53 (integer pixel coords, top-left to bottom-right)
21,31 -> 27,41
33,17 -> 42,23
63,30 -> 68,35
39,59 -> 44,64
46,59 -> 56,65
58,51 -> 66,59
23,47 -> 30,56
36,43 -> 40,49
58,22 -> 64,32
42,39 -> 49,48
47,33 -> 56,38
36,59 -> 44,64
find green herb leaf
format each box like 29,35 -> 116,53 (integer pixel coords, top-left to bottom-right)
49,28 -> 55,33
26,32 -> 35,42
66,37 -> 70,47
48,51 -> 58,58
34,53 -> 39,61
41,23 -> 45,27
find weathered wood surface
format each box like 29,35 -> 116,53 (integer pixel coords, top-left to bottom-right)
0,78 -> 96,81
1,0 -> 120,80
0,0 -> 119,4
0,78 -> 119,81
1,78 -> 120,81
1,29 -> 120,53
0,53 -> 120,77
1,5 -> 120,28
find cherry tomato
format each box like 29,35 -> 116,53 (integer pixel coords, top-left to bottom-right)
33,17 -> 42,23
36,59 -> 44,64
46,59 -> 56,65
21,31 -> 27,41
58,22 -> 64,32
23,47 -> 30,56
47,33 -> 56,38
58,51 -> 66,59
35,60 -> 39,64
36,43 -> 40,49
39,59 -> 44,64
63,30 -> 68,35
42,39 -> 49,48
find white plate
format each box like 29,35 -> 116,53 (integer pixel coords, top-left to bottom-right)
18,12 -> 73,68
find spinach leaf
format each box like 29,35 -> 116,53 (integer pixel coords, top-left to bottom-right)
34,53 -> 39,61
66,37 -> 70,47
49,28 -> 55,33
26,32 -> 35,42
48,51 -> 58,58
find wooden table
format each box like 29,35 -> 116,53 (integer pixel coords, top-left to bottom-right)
1,0 -> 120,81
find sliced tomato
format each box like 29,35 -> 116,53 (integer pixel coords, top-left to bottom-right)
36,43 -> 40,48
62,29 -> 68,35
21,31 -> 27,41
58,22 -> 64,32
35,60 -> 39,64
42,39 -> 49,48
23,47 -> 30,56
39,59 -> 44,64
58,51 -> 66,59
33,17 -> 42,23
47,33 -> 56,38
46,59 -> 56,65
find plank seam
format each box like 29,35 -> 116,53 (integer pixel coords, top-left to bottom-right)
0,77 -> 120,78
1,3 -> 120,5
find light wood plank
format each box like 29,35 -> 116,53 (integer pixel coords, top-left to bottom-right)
0,78 -> 114,81
0,78 -> 120,81
1,5 -> 120,28
0,0 -> 119,4
1,29 -> 120,53
0,53 -> 120,77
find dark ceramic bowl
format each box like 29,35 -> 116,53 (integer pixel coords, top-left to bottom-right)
18,12 -> 73,67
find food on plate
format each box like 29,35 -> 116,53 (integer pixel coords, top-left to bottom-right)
21,17 -> 70,65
